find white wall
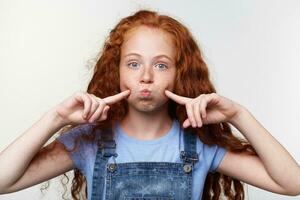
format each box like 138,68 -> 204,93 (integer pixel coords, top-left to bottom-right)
1,0 -> 299,199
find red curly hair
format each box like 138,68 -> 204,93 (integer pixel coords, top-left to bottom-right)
43,9 -> 257,200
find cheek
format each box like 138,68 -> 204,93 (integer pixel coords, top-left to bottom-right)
120,78 -> 129,91
119,74 -> 135,91
161,75 -> 175,91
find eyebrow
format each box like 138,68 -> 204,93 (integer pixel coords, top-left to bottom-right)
124,53 -> 174,62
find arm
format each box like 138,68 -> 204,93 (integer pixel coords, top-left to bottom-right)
0,90 -> 131,194
164,91 -> 300,196
217,107 -> 300,196
0,109 -> 74,194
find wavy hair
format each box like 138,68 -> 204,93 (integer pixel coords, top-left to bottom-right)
42,9 -> 257,200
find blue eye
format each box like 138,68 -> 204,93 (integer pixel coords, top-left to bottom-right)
127,62 -> 140,68
156,63 -> 168,69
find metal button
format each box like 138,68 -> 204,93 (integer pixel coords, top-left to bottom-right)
107,163 -> 117,172
183,164 -> 192,173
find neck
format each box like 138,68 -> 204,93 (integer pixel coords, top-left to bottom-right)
119,105 -> 173,140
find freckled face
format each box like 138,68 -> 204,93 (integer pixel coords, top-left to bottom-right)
119,26 -> 176,113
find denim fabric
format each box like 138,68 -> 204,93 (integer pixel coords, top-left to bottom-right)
91,125 -> 199,200
105,162 -> 192,199
56,120 -> 227,200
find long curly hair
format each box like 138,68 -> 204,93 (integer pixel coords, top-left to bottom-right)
44,9 -> 257,200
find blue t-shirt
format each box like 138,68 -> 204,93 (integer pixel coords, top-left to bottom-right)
56,119 -> 227,200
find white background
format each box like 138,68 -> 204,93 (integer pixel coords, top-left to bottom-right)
0,0 -> 299,199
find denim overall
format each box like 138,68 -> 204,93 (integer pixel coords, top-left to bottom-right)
91,126 -> 199,200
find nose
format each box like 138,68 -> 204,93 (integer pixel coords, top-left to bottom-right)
140,66 -> 153,84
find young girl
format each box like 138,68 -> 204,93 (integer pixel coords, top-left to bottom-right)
0,9 -> 299,200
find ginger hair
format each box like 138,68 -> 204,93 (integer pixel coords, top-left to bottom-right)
43,9 -> 257,200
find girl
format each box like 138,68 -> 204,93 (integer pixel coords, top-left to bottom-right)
0,9 -> 299,200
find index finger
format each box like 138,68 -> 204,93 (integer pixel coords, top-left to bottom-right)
103,90 -> 131,105
165,90 -> 191,105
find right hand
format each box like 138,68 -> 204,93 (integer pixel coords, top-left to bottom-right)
53,90 -> 131,126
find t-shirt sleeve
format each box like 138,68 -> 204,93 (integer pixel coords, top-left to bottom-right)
210,145 -> 227,172
204,144 -> 227,173
56,123 -> 95,174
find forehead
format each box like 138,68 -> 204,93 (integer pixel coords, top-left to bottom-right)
121,26 -> 175,59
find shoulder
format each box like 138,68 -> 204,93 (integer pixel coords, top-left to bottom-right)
195,135 -> 227,173
58,123 -> 98,139
55,123 -> 101,173
56,123 -> 101,150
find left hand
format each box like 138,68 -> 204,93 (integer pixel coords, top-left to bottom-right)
165,90 -> 243,128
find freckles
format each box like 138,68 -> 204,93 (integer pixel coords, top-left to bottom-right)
163,79 -> 175,89
122,80 -> 132,89
120,80 -> 135,96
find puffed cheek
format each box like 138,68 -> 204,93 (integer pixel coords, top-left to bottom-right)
120,84 -> 130,91
164,83 -> 175,92
119,79 -> 131,90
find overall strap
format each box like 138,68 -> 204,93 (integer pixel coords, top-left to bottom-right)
91,128 -> 117,200
180,130 -> 199,166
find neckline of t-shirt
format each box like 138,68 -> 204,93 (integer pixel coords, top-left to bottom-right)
114,119 -> 179,145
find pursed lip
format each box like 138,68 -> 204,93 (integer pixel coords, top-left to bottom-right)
140,89 -> 151,93
140,89 -> 152,97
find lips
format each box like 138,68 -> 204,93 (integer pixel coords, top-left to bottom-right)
140,89 -> 151,96
140,89 -> 151,93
